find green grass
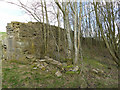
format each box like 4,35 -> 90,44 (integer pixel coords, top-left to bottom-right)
0,32 -> 6,34
1,29 -> 118,88
1,36 -> 118,88
1,38 -> 118,88
0,32 -> 7,40
83,57 -> 108,69
2,57 -> 118,88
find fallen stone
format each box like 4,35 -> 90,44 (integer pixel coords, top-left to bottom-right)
39,65 -> 45,69
26,55 -> 34,59
92,69 -> 98,74
51,60 -> 59,65
41,66 -> 46,71
43,62 -> 48,67
44,56 -> 50,59
47,58 -> 54,62
72,66 -> 79,72
34,62 -> 38,65
58,63 -> 62,66
68,68 -> 73,71
44,56 -> 64,69
37,64 -> 40,67
39,59 -> 46,62
55,70 -> 62,77
62,63 -> 67,67
35,59 -> 40,61
33,67 -> 37,69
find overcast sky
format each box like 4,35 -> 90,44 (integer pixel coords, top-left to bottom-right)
0,0 -> 34,32
0,0 -> 118,32
0,0 -> 63,32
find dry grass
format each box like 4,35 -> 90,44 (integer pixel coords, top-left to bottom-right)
2,57 -> 118,88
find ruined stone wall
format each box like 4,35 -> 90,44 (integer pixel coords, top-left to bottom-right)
6,21 -> 67,61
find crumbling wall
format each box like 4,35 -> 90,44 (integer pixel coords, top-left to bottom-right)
6,21 -> 67,61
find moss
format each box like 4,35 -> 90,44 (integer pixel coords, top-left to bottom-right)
2,59 -> 118,88
83,57 -> 107,69
66,65 -> 73,68
63,58 -> 73,61
66,71 -> 79,74
9,60 -> 29,65
44,74 -> 53,78
62,58 -> 73,65
31,42 -> 35,54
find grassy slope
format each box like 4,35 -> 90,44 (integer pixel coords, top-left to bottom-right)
0,32 -> 6,34
2,51 -> 118,88
0,32 -> 7,40
1,33 -> 118,88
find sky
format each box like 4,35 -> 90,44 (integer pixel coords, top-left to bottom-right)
0,0 -> 119,32
0,0 -> 33,32
0,0 -> 63,32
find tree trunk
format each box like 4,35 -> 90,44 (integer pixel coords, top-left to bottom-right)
65,4 -> 72,59
78,1 -> 83,65
74,2 -> 78,65
41,0 -> 46,54
93,2 -> 120,66
44,0 -> 49,53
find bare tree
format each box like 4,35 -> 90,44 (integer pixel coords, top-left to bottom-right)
78,1 -> 83,66
74,2 -> 78,65
93,2 -> 120,66
55,1 -> 73,60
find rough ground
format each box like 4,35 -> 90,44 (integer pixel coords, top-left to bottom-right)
1,32 -> 118,88
2,56 -> 118,88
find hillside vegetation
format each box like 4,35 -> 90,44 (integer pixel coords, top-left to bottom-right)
1,0 -> 120,88
2,40 -> 118,88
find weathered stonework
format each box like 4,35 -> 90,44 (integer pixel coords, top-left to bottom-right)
6,21 -> 67,61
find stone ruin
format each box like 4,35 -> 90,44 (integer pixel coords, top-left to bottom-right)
2,21 -> 80,75
4,21 -> 68,61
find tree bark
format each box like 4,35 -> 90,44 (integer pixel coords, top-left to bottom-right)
74,2 -> 78,65
93,2 -> 120,66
